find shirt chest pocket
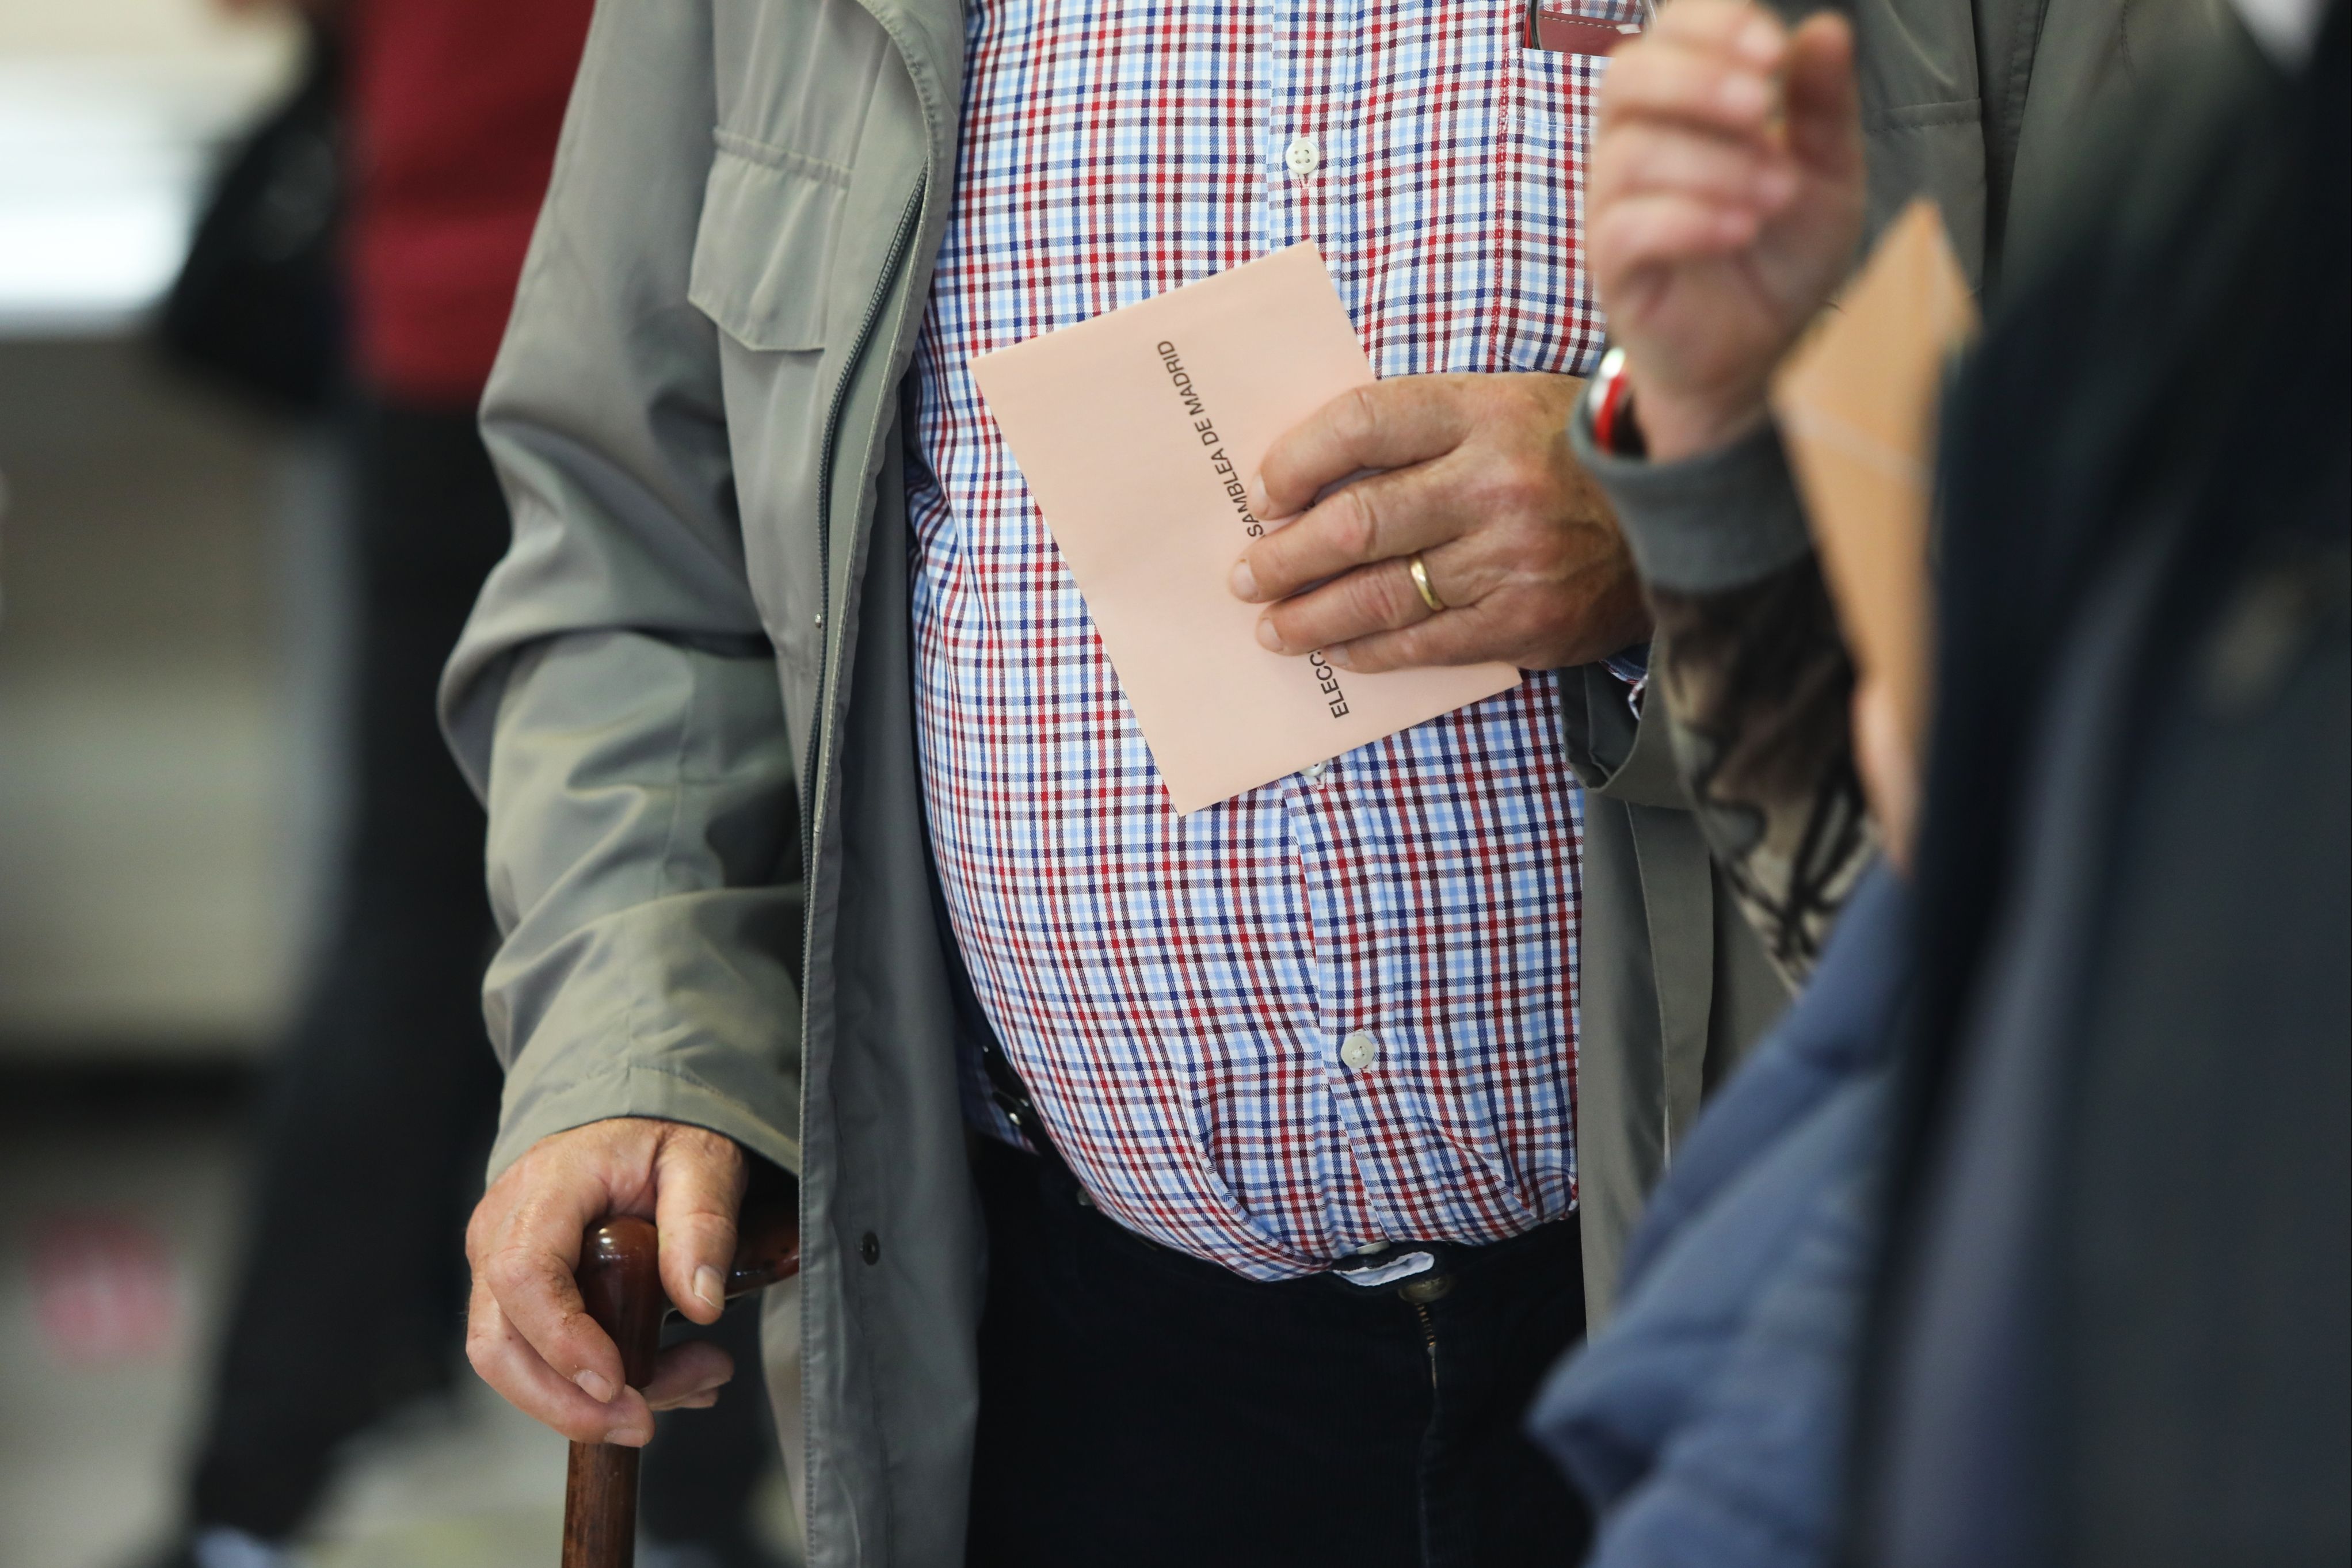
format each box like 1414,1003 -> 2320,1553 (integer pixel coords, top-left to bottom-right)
1491,46 -> 1607,377
687,131 -> 852,351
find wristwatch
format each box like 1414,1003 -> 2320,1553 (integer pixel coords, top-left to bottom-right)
1582,344 -> 1646,459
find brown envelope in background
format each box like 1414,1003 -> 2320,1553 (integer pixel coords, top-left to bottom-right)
1769,199 -> 1979,737
971,243 -> 1520,815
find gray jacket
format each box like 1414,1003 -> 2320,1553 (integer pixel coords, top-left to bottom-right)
439,0 -> 2193,1559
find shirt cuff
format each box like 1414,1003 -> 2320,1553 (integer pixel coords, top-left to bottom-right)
1571,407 -> 1816,596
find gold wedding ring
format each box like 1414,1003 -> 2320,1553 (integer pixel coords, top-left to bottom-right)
1408,552 -> 1446,615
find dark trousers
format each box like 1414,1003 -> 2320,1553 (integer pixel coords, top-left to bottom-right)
188,402 -> 772,1547
965,1138 -> 1594,1568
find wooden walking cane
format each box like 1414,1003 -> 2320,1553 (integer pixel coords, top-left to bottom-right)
560,1178 -> 801,1568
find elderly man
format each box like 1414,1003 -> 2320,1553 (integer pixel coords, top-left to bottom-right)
426,0 -> 2103,1556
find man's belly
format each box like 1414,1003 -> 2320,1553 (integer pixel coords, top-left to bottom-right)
910,525 -> 1584,1279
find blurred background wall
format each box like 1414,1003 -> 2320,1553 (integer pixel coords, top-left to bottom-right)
0,5 -> 607,1565
2,1 -> 798,1559
0,4 -> 353,1563
0,0 -> 318,1056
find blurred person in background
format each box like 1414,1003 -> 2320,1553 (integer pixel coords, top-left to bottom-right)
136,3 -> 787,1566
1522,0 -> 2347,1561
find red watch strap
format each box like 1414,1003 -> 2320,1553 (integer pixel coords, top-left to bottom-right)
1589,346 -> 1637,455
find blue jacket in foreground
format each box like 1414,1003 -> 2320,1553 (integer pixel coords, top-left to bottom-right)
1530,865 -> 1909,1567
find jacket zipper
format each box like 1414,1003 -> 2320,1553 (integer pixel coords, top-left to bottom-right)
791,177 -> 926,1568
801,174 -> 929,876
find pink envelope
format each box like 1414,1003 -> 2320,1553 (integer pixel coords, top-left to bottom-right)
971,243 -> 1522,814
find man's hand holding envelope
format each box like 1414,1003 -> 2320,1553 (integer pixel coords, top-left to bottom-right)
974,245 -> 1538,814
973,242 -> 1660,812
1233,369 -> 1649,676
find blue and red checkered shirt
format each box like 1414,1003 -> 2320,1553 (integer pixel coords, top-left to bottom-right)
908,0 -> 1610,1279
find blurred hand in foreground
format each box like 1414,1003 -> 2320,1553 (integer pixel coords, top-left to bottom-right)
1229,373 -> 1649,673
1589,0 -> 1865,460
465,1118 -> 746,1445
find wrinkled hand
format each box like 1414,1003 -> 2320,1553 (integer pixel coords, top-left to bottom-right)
1229,373 -> 1648,673
466,1118 -> 746,1446
1589,0 -> 1864,460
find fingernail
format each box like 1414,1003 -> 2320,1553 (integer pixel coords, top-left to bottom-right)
1326,645 -> 1354,670
693,1265 -> 725,1313
1230,559 -> 1260,601
607,1390 -> 655,1444
575,1369 -> 617,1404
1256,619 -> 1284,653
1246,474 -> 1272,516
1719,73 -> 1769,116
1735,15 -> 1779,62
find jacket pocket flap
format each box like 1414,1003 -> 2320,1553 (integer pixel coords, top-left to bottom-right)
688,134 -> 851,351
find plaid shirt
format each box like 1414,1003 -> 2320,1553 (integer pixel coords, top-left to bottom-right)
908,0 -> 1609,1279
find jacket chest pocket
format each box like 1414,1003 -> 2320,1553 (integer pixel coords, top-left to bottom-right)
688,131 -> 851,706
689,131 -> 852,349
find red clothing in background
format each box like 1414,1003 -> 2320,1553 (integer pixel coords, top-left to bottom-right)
345,0 -> 594,405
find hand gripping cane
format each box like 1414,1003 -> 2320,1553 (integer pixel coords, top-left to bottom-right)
559,1181 -> 800,1568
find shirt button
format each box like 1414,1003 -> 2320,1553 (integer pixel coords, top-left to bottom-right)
1284,135 -> 1321,177
1303,761 -> 1326,784
1339,1029 -> 1379,1070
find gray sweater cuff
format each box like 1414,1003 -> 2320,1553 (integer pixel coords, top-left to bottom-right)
1571,407 -> 1816,595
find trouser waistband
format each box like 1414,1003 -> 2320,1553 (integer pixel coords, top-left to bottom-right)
977,1132 -> 1580,1305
